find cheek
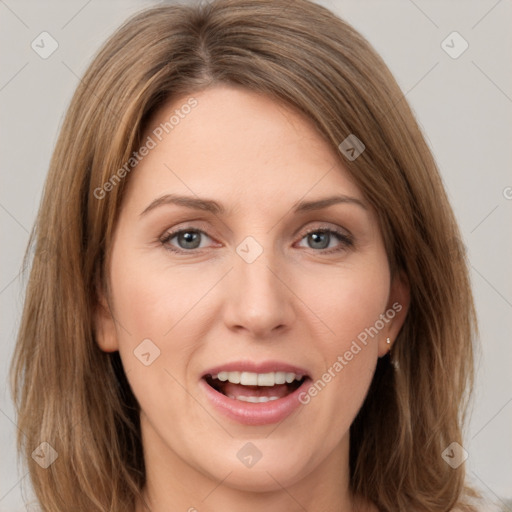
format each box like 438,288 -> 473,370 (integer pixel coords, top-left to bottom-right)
297,259 -> 389,421
108,257 -> 210,429
109,246 -> 215,341
305,259 -> 390,349
107,247 -> 231,418
106,248 -> 205,392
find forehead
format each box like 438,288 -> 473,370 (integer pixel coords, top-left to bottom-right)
126,84 -> 364,212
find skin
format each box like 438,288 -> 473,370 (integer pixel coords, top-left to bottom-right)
95,84 -> 410,512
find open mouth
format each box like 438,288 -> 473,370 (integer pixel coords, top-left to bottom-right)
204,371 -> 308,403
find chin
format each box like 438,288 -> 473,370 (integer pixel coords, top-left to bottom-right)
190,437 -> 319,493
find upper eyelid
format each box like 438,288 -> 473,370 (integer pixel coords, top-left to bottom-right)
299,224 -> 351,236
162,222 -> 349,237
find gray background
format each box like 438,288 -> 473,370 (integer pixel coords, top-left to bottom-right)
1,0 -> 511,510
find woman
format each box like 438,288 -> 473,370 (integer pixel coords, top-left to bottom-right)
11,0 -> 483,510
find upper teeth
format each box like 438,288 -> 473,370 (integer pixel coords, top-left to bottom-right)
212,371 -> 303,386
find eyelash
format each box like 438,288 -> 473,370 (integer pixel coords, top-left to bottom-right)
159,225 -> 354,255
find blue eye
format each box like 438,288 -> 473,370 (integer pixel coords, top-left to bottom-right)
297,228 -> 353,253
160,226 -> 353,254
160,229 -> 213,252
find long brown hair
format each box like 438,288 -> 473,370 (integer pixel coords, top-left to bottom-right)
11,0 -> 479,510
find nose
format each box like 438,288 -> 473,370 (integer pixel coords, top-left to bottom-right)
222,251 -> 296,339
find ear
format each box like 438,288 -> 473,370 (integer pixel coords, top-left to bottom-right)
378,270 -> 410,357
93,277 -> 119,353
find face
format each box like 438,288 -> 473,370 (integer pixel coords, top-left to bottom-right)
95,84 -> 409,496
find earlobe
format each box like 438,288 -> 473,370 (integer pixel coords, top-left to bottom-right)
93,285 -> 119,353
378,270 -> 410,357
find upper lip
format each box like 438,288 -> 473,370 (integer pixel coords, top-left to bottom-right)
201,360 -> 311,379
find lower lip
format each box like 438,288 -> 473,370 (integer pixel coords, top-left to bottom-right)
199,378 -> 309,426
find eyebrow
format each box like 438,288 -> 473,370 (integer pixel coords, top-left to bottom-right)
139,193 -> 367,217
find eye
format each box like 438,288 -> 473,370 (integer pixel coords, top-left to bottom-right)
159,225 -> 353,254
296,227 -> 353,253
160,228 -> 215,252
